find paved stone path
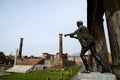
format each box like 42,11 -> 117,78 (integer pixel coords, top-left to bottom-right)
71,65 -> 85,80
70,71 -> 79,80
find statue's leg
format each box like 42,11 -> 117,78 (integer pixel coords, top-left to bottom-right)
80,47 -> 89,72
90,45 -> 105,66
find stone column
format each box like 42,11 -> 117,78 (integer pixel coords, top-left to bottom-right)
18,38 -> 23,59
102,0 -> 120,79
59,34 -> 63,59
105,10 -> 120,80
88,50 -> 95,72
87,0 -> 109,72
93,20 -> 109,70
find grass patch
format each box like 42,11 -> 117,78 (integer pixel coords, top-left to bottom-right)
0,65 -> 81,80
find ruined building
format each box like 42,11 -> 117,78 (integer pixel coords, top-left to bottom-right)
42,52 -> 82,69
7,38 -> 44,73
7,33 -> 82,72
43,34 -> 81,69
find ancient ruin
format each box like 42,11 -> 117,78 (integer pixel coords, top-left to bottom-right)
6,35 -> 82,73
7,38 -> 44,73
43,34 -> 82,69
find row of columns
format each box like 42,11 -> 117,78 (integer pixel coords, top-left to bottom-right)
15,34 -> 63,63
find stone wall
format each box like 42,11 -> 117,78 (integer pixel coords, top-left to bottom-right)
68,56 -> 82,65
43,53 -> 78,69
44,59 -> 63,68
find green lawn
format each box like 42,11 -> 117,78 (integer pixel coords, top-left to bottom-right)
0,65 -> 81,80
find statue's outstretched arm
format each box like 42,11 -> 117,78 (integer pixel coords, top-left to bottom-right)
64,32 -> 75,37
64,30 -> 77,37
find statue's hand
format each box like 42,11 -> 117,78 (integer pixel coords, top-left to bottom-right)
64,34 -> 67,37
70,35 -> 73,38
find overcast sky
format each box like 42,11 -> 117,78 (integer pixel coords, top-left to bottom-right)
0,0 -> 110,56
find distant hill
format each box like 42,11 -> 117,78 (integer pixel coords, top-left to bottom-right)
71,52 -> 88,56
71,52 -> 80,56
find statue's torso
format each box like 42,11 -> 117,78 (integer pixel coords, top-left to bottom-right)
75,26 -> 94,48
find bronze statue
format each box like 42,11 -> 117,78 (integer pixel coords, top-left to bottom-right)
64,20 -> 106,73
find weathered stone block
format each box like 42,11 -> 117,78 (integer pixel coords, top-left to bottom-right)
78,72 -> 116,80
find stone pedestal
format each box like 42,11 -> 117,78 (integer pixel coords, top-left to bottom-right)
78,72 -> 116,80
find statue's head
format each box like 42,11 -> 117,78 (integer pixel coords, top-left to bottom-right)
77,20 -> 83,27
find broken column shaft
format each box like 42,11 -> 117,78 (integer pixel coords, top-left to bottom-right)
18,38 -> 23,59
59,34 -> 63,58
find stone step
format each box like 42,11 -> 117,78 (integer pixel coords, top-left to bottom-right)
6,65 -> 33,73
